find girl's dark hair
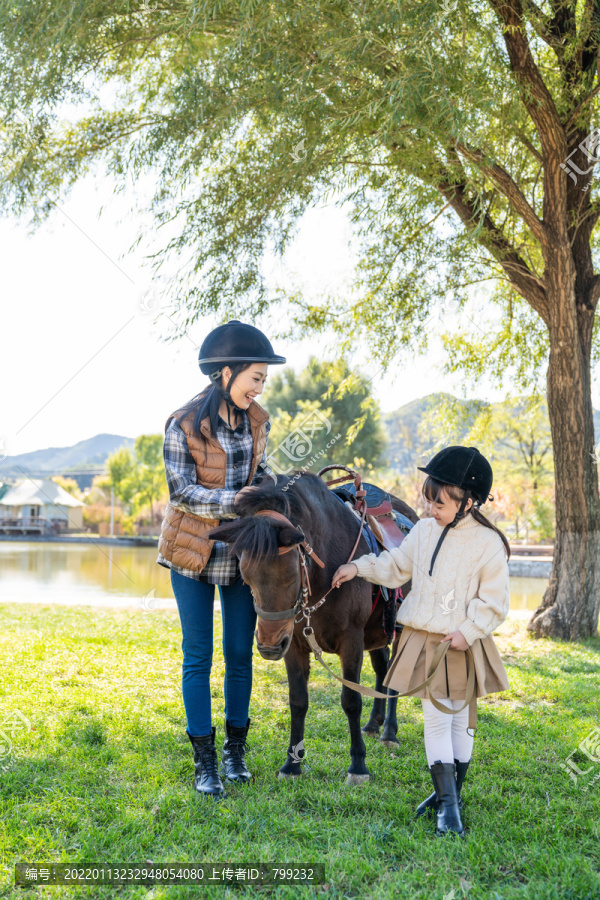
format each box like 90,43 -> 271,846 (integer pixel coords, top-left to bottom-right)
422,475 -> 511,560
175,362 -> 252,437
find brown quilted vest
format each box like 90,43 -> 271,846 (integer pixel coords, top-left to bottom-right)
158,391 -> 269,574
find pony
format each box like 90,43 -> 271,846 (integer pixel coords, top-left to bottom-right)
208,471 -> 418,784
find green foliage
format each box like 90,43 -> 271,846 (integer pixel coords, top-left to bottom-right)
105,446 -> 136,502
532,494 -> 556,543
418,392 -> 556,541
3,0 -> 600,391
262,357 -> 387,470
122,435 -> 166,525
103,436 -> 166,526
421,392 -> 554,488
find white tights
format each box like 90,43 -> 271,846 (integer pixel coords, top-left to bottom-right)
421,698 -> 474,766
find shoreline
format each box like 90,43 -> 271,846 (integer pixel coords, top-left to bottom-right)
0,534 -> 553,576
0,534 -> 157,547
0,598 -> 533,617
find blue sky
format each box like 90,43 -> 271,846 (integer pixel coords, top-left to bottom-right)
1,167 -> 555,457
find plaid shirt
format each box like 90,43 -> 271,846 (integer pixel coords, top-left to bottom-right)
156,407 -> 272,585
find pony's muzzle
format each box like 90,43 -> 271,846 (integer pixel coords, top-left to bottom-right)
255,630 -> 292,660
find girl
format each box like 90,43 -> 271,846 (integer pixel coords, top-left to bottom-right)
156,320 -> 285,799
331,446 -> 510,836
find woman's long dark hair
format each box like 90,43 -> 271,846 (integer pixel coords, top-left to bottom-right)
422,475 -> 511,560
175,362 -> 252,437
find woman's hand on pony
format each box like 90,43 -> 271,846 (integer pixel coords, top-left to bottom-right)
233,485 -> 263,513
441,630 -> 469,651
331,563 -> 359,589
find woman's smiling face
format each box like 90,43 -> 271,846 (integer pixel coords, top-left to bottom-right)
223,363 -> 268,409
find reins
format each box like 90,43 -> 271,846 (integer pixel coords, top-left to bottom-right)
249,510 -> 325,622
247,468 -> 477,731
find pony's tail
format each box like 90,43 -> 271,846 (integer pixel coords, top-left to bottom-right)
471,507 -> 511,560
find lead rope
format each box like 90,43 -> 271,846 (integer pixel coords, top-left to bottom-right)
301,475 -> 477,731
303,630 -> 477,731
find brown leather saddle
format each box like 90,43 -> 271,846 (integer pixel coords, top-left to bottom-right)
317,464 -> 411,552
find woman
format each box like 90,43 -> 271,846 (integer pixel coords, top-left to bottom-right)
156,320 -> 285,799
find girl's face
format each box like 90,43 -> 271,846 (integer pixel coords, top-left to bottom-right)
223,363 -> 268,410
426,486 -> 472,526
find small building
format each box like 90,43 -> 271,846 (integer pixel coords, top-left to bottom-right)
0,478 -> 84,534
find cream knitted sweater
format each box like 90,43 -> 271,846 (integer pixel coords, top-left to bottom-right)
353,513 -> 510,646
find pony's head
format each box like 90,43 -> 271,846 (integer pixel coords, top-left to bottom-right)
208,473 -> 320,659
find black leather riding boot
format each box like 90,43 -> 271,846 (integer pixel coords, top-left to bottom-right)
429,760 -> 465,837
455,758 -> 470,797
187,728 -> 226,798
220,718 -> 252,783
415,757 -> 469,818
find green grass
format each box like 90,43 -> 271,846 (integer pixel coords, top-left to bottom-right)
0,605 -> 599,899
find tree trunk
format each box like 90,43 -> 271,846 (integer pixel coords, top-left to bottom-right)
528,268 -> 600,639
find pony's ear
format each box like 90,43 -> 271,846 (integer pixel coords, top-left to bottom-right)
206,521 -> 242,543
277,524 -> 305,547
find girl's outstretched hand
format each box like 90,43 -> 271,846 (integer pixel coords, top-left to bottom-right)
331,563 -> 359,589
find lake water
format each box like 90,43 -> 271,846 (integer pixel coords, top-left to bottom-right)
0,542 -> 547,617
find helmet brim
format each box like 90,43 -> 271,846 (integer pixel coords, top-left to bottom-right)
198,355 -> 287,365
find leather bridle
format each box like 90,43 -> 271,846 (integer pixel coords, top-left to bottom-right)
248,510 -> 325,622
247,469 -> 368,626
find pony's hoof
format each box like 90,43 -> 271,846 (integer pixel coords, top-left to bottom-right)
345,773 -> 370,786
362,727 -> 380,738
380,736 -> 400,748
278,770 -> 302,780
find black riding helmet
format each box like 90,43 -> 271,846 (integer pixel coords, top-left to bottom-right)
198,320 -> 287,371
198,320 -> 286,426
417,446 -> 494,576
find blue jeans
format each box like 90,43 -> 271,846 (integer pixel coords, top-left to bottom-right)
170,569 -> 257,737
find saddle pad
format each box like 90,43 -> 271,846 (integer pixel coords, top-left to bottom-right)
331,492 -> 380,556
335,480 -> 389,510
332,486 -> 415,536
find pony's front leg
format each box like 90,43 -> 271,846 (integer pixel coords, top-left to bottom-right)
340,639 -> 370,785
278,640 -> 310,779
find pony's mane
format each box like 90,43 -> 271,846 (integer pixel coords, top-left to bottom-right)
235,470 -> 332,519
219,472 -> 335,570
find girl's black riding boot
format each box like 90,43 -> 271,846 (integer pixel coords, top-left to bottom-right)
187,728 -> 226,798
220,718 -> 252,783
455,759 -> 470,798
416,757 -> 469,818
429,761 -> 465,837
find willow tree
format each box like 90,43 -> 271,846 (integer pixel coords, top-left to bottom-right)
2,0 -> 600,638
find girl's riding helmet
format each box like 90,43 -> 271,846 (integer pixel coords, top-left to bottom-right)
417,445 -> 493,507
418,446 -> 494,577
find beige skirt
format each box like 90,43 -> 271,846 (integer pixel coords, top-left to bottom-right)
383,625 -> 509,701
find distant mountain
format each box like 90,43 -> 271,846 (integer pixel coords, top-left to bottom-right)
383,393 -> 600,474
3,392 -> 600,488
0,433 -> 135,489
382,393 -> 475,472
